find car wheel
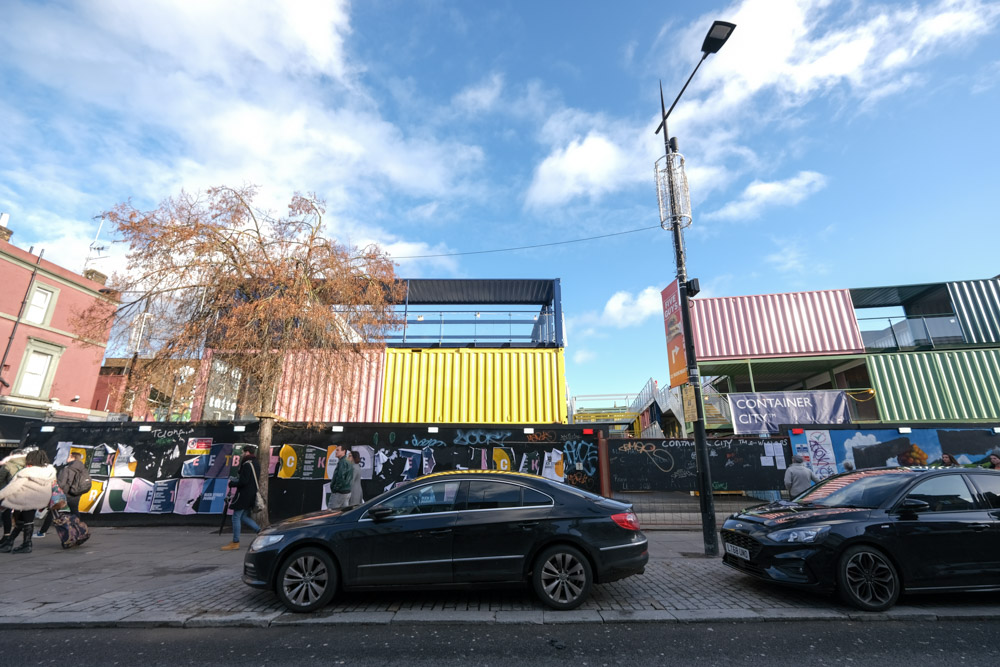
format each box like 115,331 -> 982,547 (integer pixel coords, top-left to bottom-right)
532,545 -> 593,611
275,547 -> 338,613
836,544 -> 900,612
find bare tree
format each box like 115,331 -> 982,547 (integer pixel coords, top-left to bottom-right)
81,185 -> 403,524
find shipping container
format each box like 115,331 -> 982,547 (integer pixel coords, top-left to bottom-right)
691,289 -> 865,360
868,348 -> 1000,422
947,278 -> 1000,345
381,348 -> 567,423
273,349 -> 385,423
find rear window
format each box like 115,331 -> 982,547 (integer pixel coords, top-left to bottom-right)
797,470 -> 916,508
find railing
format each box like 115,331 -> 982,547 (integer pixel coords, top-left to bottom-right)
857,315 -> 965,351
386,308 -> 558,346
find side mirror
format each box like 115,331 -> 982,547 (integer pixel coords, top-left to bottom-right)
897,498 -> 931,515
369,506 -> 395,521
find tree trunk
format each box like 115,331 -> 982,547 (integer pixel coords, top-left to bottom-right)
255,415 -> 273,528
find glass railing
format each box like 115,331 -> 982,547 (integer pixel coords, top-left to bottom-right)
385,308 -> 559,346
857,315 -> 965,351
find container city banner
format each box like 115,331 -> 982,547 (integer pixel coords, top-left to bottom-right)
728,391 -> 850,435
661,280 -> 687,389
607,436 -> 791,493
788,425 -> 1000,474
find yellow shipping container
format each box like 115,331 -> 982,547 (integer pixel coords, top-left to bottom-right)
381,348 -> 567,424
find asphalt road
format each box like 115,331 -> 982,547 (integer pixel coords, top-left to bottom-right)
5,620 -> 998,666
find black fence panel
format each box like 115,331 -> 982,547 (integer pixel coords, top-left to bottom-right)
608,436 -> 791,493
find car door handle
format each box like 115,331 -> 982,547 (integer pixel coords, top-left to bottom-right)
970,524 -> 990,532
518,521 -> 539,530
428,528 -> 452,535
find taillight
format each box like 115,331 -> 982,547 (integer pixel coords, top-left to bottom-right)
611,511 -> 640,531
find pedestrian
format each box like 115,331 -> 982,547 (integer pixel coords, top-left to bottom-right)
349,450 -> 364,506
221,446 -> 261,551
0,449 -> 56,554
0,448 -> 30,547
329,445 -> 353,509
784,455 -> 821,498
36,450 -> 90,538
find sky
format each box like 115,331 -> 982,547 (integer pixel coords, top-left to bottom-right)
2,0 -> 999,401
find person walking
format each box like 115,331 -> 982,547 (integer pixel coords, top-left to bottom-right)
0,449 -> 56,554
221,447 -> 262,551
36,450 -> 90,538
0,448 -> 30,548
349,450 -> 364,506
329,445 -> 353,509
784,455 -> 821,498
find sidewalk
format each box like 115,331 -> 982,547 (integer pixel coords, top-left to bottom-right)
2,526 -> 999,628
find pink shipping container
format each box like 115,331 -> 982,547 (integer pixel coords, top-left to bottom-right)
691,289 -> 865,361
273,349 -> 385,422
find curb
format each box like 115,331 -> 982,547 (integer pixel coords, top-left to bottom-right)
4,606 -> 1000,629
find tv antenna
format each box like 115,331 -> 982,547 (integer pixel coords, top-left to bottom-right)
84,215 -> 110,271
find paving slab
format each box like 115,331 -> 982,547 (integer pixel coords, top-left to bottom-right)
542,610 -> 605,624
671,608 -> 762,623
754,607 -> 848,621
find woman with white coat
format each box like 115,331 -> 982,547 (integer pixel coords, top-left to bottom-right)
0,449 -> 56,554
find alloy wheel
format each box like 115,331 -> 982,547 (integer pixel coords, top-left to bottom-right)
282,554 -> 330,608
539,551 -> 587,606
843,549 -> 896,607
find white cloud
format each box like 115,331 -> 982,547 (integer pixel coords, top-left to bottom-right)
572,349 -> 596,364
764,238 -> 829,276
705,171 -> 827,221
453,73 -> 504,113
601,287 -> 663,328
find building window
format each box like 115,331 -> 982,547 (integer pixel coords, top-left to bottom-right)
13,338 -> 65,399
23,284 -> 59,326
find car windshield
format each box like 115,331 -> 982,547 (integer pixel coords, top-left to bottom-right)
795,470 -> 917,508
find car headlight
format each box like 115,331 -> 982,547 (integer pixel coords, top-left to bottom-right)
249,534 -> 284,552
766,525 -> 831,544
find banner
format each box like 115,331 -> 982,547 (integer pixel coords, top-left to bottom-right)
728,391 -> 850,435
661,280 -> 687,389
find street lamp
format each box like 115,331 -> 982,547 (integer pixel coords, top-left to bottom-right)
654,20 -> 735,557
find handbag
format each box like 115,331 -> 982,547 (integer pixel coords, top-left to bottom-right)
250,461 -> 265,512
49,479 -> 68,511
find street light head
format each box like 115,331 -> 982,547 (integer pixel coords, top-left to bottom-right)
701,20 -> 736,54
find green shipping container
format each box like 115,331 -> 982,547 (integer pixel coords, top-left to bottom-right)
868,349 -> 1000,422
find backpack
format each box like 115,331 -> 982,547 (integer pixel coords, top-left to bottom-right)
70,467 -> 92,496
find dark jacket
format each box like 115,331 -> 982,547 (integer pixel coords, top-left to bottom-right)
58,459 -> 89,498
331,455 -> 352,494
229,455 -> 259,511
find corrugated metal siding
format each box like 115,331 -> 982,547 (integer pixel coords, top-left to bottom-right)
274,350 -> 385,422
868,349 -> 1000,421
381,348 -> 567,423
692,289 -> 865,361
948,279 -> 1000,344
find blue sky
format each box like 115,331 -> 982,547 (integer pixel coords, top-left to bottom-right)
2,0 -> 999,400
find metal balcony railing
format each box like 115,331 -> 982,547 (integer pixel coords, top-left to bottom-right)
857,315 -> 965,351
386,309 -> 559,346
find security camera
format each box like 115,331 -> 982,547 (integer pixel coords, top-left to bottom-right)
71,395 -> 80,402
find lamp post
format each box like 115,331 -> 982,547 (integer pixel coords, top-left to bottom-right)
655,20 -> 735,557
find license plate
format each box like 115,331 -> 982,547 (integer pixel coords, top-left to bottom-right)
725,542 -> 750,560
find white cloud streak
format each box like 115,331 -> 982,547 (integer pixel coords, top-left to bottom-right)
705,171 -> 827,221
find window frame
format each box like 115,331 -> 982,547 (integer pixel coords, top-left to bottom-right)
12,337 -> 66,399
23,283 -> 60,327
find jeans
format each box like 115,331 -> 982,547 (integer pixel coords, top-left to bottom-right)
232,508 -> 260,543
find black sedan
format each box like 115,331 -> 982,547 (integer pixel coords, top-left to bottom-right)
244,470 -> 648,612
721,467 -> 1000,611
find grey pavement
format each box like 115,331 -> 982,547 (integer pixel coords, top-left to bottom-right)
2,526 -> 999,628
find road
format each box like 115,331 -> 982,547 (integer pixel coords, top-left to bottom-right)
5,620 -> 997,666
